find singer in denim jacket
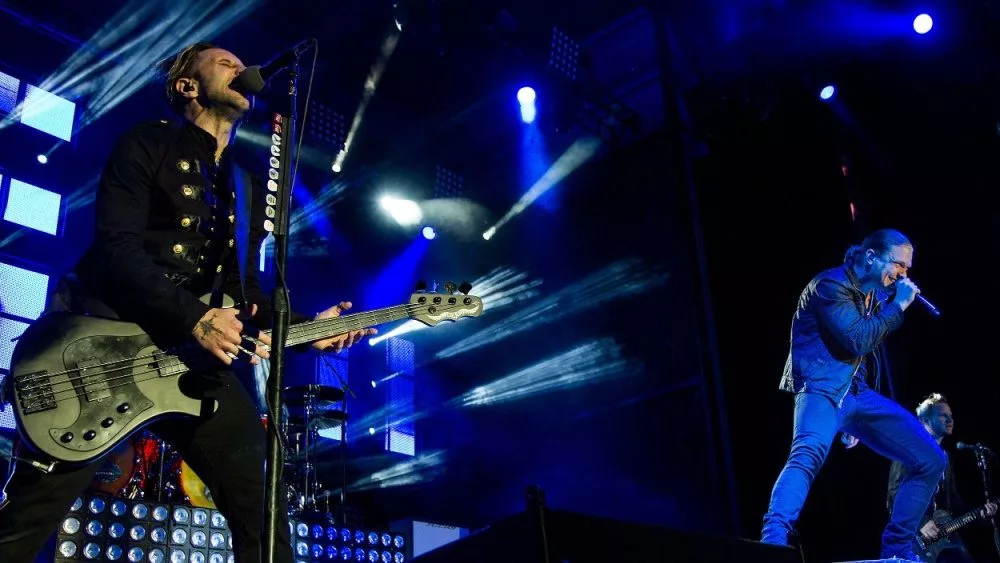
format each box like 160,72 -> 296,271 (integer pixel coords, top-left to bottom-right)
761,229 -> 947,560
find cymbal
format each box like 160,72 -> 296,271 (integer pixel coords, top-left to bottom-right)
282,384 -> 345,405
285,410 -> 349,428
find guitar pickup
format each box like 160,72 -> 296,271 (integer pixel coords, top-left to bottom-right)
76,359 -> 112,402
17,371 -> 56,414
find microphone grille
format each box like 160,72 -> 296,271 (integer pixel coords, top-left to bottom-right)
232,66 -> 265,95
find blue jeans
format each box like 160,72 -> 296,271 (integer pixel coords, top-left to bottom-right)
761,388 -> 946,556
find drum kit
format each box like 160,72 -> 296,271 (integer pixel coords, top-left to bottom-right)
89,384 -> 350,518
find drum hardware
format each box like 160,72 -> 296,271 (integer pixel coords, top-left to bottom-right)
281,384 -> 350,519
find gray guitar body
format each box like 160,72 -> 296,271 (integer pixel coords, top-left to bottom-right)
8,312 -> 203,465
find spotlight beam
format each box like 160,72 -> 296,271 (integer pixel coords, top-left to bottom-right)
483,136 -> 601,240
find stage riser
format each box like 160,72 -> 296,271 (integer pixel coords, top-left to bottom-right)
412,509 -> 801,563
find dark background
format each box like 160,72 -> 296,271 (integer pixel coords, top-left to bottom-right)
1,1 -> 999,561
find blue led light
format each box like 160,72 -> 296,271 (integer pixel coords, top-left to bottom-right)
0,262 -> 49,320
0,71 -> 19,115
4,178 -> 62,235
20,84 -> 75,141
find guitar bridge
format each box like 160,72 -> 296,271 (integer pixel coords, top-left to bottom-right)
17,371 -> 56,414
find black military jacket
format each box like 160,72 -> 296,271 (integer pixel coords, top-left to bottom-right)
71,118 -> 295,345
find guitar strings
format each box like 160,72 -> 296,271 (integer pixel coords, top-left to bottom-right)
15,304 -> 454,405
13,302 -> 478,407
14,301 -> 460,388
13,300 -> 457,395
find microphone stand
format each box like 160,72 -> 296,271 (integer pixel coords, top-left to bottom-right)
972,448 -> 1000,557
263,58 -> 300,563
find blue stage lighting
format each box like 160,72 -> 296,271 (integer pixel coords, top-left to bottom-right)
421,226 -> 435,240
0,262 -> 50,320
819,85 -> 836,101
37,154 -> 47,164
517,87 -> 536,105
4,178 -> 62,235
517,87 -> 537,123
914,14 -> 933,34
0,71 -> 19,115
20,85 -> 75,142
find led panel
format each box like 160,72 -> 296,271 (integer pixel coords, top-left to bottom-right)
315,350 -> 348,442
0,262 -> 49,320
20,84 -> 75,141
0,316 -> 29,372
4,178 -> 62,235
0,71 -> 19,115
385,339 -> 415,456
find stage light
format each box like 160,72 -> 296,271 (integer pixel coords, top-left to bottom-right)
332,162 -> 343,173
914,14 -> 933,34
819,85 -> 836,101
20,84 -> 75,142
379,196 -> 422,226
4,178 -> 62,235
517,87 -> 535,105
369,427 -> 377,435
421,226 -> 435,240
517,87 -> 537,124
54,495 -> 236,563
483,228 -> 495,241
37,154 -> 47,164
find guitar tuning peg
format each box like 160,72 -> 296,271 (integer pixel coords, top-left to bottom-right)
430,280 -> 439,293
459,281 -> 473,295
444,282 -> 457,295
415,280 -> 427,293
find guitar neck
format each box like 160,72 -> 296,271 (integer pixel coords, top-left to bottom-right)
942,498 -> 998,535
267,304 -> 414,348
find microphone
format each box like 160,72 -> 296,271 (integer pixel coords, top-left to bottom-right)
230,39 -> 316,95
957,441 -> 992,452
892,278 -> 941,317
916,294 -> 941,317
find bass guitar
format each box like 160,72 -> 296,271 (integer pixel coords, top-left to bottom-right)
7,288 -> 482,465
915,499 -> 998,562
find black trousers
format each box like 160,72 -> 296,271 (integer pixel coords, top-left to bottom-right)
0,371 -> 292,562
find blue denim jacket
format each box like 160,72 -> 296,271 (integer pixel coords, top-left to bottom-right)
778,266 -> 905,403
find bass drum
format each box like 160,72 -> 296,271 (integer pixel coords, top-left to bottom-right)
179,460 -> 216,508
89,438 -> 137,498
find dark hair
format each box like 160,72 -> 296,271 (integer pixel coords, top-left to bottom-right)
843,228 -> 912,265
158,42 -> 216,112
916,393 -> 948,422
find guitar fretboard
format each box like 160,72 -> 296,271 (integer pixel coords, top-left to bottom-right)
272,304 -> 415,348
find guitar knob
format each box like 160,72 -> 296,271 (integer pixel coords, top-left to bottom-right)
444,282 -> 457,295
414,280 -> 427,292
459,281 -> 473,295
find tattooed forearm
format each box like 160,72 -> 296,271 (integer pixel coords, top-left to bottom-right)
196,315 -> 223,339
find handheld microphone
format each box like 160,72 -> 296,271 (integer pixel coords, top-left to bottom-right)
957,441 -> 992,452
892,278 -> 941,317
230,38 -> 316,96
916,294 -> 941,317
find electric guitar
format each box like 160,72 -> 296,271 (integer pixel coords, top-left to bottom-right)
6,288 -> 482,464
915,499 -> 998,562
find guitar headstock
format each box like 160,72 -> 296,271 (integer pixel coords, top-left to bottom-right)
408,281 -> 483,326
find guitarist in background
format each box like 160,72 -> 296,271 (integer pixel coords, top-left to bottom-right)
887,393 -> 998,562
0,42 -> 374,561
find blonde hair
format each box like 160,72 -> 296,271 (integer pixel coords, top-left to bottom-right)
916,393 -> 948,423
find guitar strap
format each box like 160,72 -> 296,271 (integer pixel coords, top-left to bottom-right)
230,164 -> 253,309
